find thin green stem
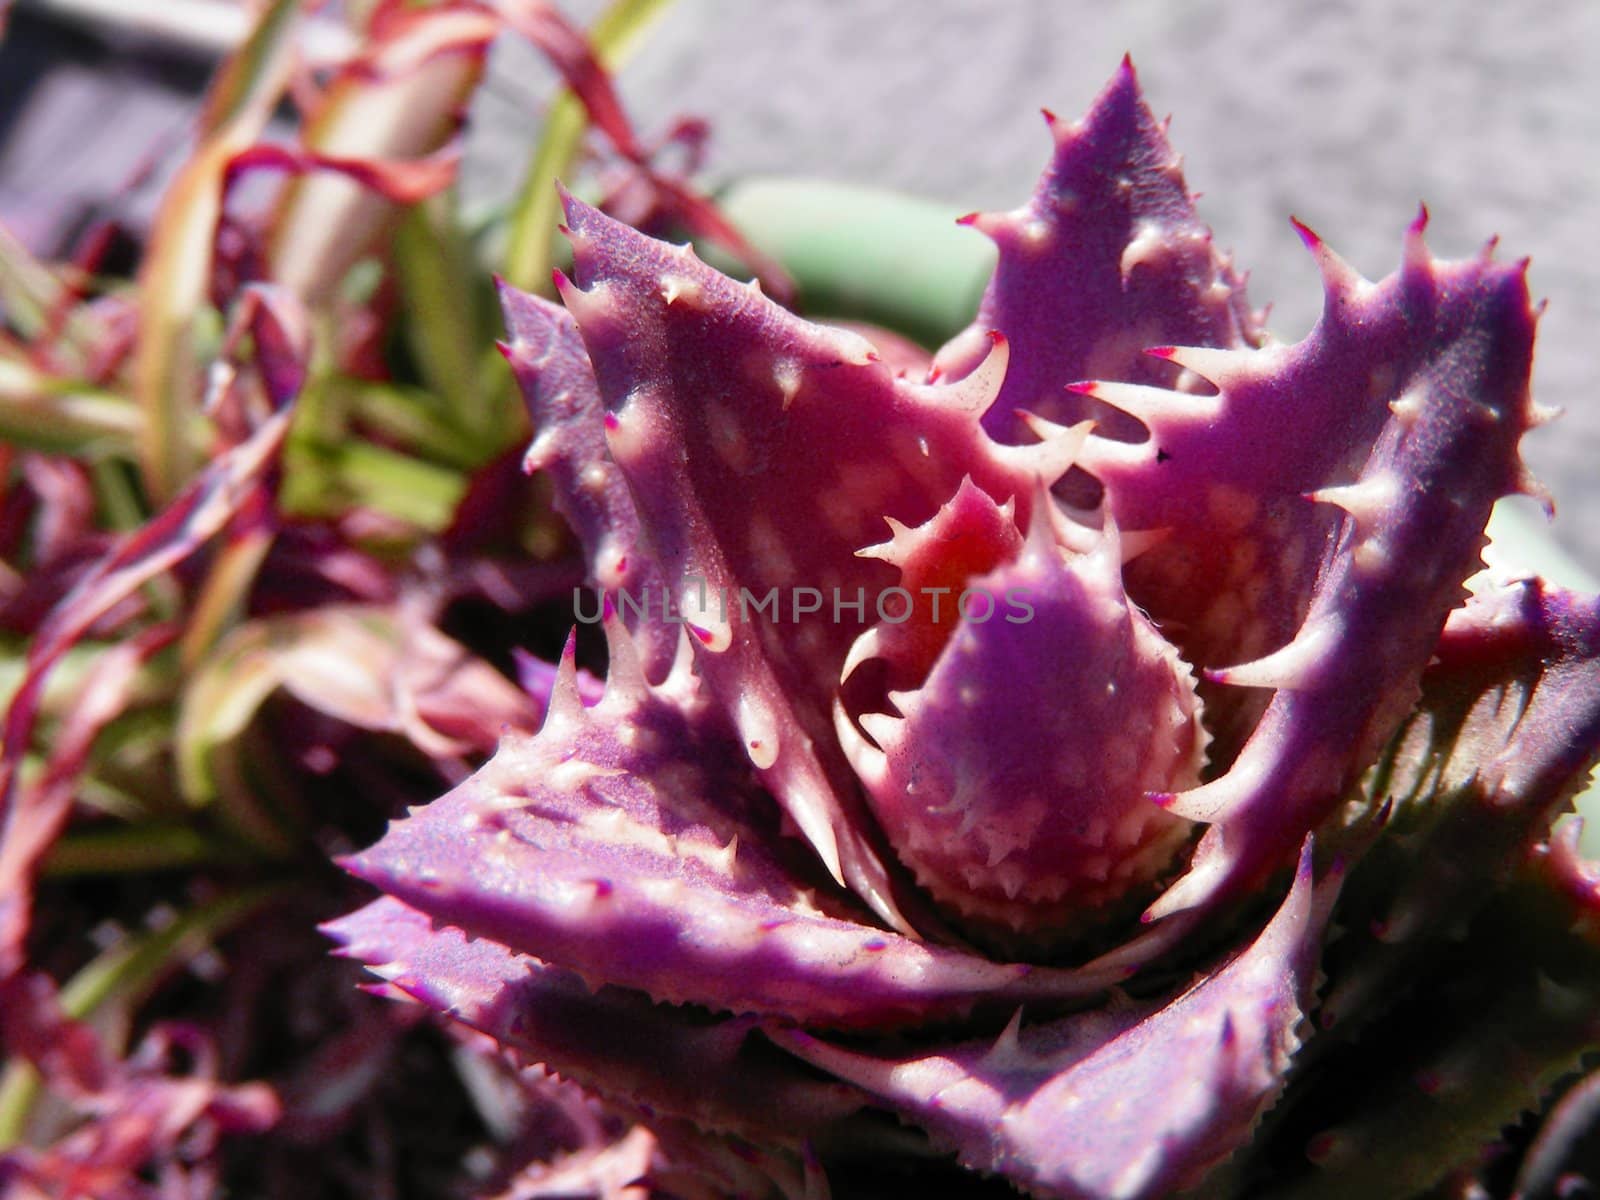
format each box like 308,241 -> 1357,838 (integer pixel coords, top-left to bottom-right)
501,0 -> 675,295
41,824 -> 257,877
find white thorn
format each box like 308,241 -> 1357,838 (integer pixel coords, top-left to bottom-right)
600,609 -> 646,702
1516,465 -> 1556,517
998,418 -> 1095,486
1209,618 -> 1340,690
552,274 -> 613,330
544,633 -> 586,728
938,332 -> 1010,416
1389,390 -> 1426,428
1017,410 -> 1076,441
1402,207 -> 1431,279
983,1007 -> 1027,1068
735,694 -> 781,771
840,627 -> 888,686
858,711 -> 905,752
1075,436 -> 1149,472
1143,853 -> 1228,922
1042,499 -> 1102,556
1291,217 -> 1370,298
1153,758 -> 1258,824
855,517 -> 912,565
1529,402 -> 1562,429
1071,381 -> 1223,426
1149,345 -> 1242,388
1307,475 -> 1398,533
522,428 -> 562,473
833,701 -> 889,792
884,688 -> 921,719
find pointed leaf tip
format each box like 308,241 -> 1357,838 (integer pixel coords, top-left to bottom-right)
1289,215 -> 1321,251
779,838 -> 1323,1198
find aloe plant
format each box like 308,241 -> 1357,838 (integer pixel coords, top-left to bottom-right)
2,5 -> 1598,1197
333,60 -> 1600,1199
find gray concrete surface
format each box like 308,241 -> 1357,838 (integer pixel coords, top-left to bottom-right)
472,0 -> 1600,569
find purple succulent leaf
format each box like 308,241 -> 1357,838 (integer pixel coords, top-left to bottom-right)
491,1124 -> 658,1200
549,191 -> 1092,927
839,483 -> 1204,944
1123,223 -> 1541,926
1207,580 -> 1600,1197
341,620 -> 1119,1029
1082,218 -> 1540,692
1428,577 -> 1600,822
772,842 -> 1329,1200
323,895 -> 866,1144
931,56 -> 1261,445
498,284 -> 680,681
1319,576 -> 1600,1032
1263,850 -> 1600,1200
492,1117 -> 821,1200
1532,818 -> 1600,937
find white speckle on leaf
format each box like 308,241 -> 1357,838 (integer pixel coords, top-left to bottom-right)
1119,221 -> 1166,280
659,274 -> 702,306
737,694 -> 781,770
774,359 -> 803,409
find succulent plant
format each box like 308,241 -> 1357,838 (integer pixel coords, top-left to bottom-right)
328,59 -> 1600,1199
4,0 -> 1600,1191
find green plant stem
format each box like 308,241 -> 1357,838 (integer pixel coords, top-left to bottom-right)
501,0 -> 675,295
41,824 -> 257,877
